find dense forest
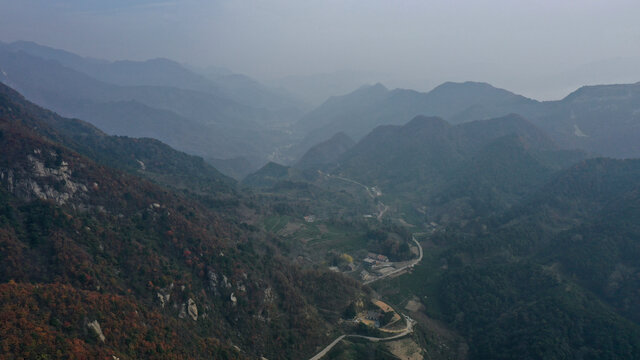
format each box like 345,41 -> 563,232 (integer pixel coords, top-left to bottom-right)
0,84 -> 365,359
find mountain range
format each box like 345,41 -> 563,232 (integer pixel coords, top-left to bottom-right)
2,63 -> 640,357
312,114 -> 585,220
0,82 -> 363,359
241,107 -> 640,358
291,80 -> 640,161
0,41 -> 305,171
2,41 -> 640,178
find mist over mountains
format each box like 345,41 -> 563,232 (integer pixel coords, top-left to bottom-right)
2,40 -> 640,179
2,36 -> 640,359
0,41 -> 306,175
292,80 -> 640,160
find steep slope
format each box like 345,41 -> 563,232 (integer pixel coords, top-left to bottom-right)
209,72 -> 309,113
431,135 -> 557,219
329,114 -> 587,222
537,82 -> 640,158
295,132 -> 355,170
207,157 -> 256,181
336,114 -> 571,189
0,87 -> 363,359
453,113 -> 556,152
549,187 -> 640,323
419,81 -> 540,121
440,159 -> 640,313
272,69 -> 381,107
0,82 -> 234,195
374,159 -> 640,360
242,162 -> 306,188
291,82 -> 541,157
336,116 -> 459,193
294,83 -> 391,132
496,158 -> 640,249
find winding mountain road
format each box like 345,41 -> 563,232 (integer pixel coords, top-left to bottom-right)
308,174 -> 425,359
309,316 -> 417,360
321,172 -> 379,199
364,235 -> 423,285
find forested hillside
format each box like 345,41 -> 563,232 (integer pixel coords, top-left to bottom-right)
0,83 -> 364,359
374,158 -> 640,360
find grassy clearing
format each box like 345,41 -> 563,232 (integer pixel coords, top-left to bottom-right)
263,215 -> 291,233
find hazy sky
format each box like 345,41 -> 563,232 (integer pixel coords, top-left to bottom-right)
2,0 -> 640,99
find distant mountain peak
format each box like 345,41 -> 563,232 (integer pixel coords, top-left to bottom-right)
404,115 -> 450,130
328,131 -> 355,142
369,82 -> 387,90
353,82 -> 388,95
6,40 -> 107,65
112,57 -> 182,67
429,81 -> 513,96
295,132 -> 355,170
562,82 -> 640,102
434,80 -> 495,89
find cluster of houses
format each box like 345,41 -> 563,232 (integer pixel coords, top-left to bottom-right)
359,252 -> 395,281
364,310 -> 383,328
356,300 -> 400,329
363,252 -> 389,268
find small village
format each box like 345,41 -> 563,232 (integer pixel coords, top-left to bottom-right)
359,252 -> 394,282
355,299 -> 403,331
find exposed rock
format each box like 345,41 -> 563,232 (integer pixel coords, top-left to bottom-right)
178,304 -> 186,319
0,169 -> 15,193
87,320 -> 106,342
207,270 -> 221,296
208,270 -> 218,287
264,286 -> 275,304
230,293 -> 237,306
1,153 -> 88,205
157,292 -> 170,308
187,298 -> 198,321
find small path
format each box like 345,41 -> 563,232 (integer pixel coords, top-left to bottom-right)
322,172 -> 380,199
309,234 -> 423,359
309,316 -> 416,359
308,174 -> 425,360
309,335 -> 347,360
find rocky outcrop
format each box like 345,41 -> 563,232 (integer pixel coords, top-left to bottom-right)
187,298 -> 198,321
0,150 -> 88,205
264,286 -> 275,304
87,320 -> 106,342
157,292 -> 170,308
